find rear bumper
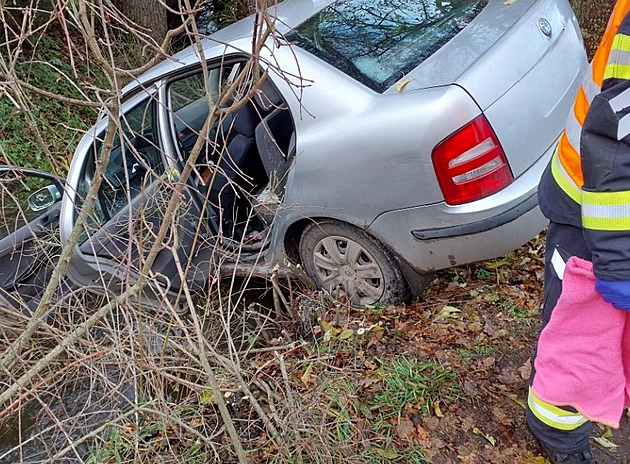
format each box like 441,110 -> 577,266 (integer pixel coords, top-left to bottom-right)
367,140 -> 554,273
411,192 -> 539,240
369,200 -> 548,273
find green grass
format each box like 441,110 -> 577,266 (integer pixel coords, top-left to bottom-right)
370,357 -> 462,419
1,35 -> 97,172
87,408 -> 213,464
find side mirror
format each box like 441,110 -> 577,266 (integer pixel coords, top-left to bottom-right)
27,184 -> 61,212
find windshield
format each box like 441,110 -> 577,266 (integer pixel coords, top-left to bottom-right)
288,0 -> 487,92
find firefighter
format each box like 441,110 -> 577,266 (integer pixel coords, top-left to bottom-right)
529,3 -> 630,463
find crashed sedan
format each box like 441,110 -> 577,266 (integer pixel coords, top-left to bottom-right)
0,0 -> 587,309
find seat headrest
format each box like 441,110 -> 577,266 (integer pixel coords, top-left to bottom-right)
231,103 -> 259,138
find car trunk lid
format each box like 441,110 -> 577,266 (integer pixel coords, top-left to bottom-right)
400,0 -> 586,178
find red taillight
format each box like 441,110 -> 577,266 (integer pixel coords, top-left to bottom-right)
432,115 -> 513,205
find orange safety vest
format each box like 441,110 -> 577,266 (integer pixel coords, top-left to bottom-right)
553,2 -> 630,202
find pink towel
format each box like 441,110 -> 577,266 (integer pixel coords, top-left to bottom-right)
532,256 -> 630,428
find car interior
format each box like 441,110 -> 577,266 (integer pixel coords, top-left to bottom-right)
169,63 -> 296,249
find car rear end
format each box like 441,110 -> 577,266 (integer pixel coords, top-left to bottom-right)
367,0 -> 587,274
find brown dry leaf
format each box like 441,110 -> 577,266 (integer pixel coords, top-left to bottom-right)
519,358 -> 532,380
473,427 -> 496,446
396,78 -> 414,92
300,362 -> 314,388
189,417 -> 204,428
434,400 -> 444,418
492,406 -> 514,426
423,416 -> 441,431
415,425 -> 432,447
396,417 -> 416,441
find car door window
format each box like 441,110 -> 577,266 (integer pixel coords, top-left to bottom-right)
168,62 -> 244,160
76,96 -> 164,235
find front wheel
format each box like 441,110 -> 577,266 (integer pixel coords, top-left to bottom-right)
299,221 -> 409,307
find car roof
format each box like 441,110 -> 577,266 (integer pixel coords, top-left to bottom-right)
122,0 -> 334,95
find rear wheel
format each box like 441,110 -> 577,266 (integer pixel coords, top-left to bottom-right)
299,221 -> 409,307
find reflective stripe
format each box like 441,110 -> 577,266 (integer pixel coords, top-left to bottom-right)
611,33 -> 630,55
582,189 -> 630,230
594,4 -> 630,86
551,248 -> 566,280
604,62 -> 630,80
610,47 -> 630,67
551,145 -> 582,203
528,388 -> 588,431
609,85 -> 630,113
618,112 -> 630,140
564,108 -> 583,151
582,64 -> 600,103
553,2 -> 630,201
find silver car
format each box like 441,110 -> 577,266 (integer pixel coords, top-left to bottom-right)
0,0 -> 586,308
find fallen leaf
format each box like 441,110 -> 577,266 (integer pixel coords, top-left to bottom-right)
301,362 -> 314,388
505,393 -> 527,410
339,329 -> 354,340
492,406 -> 514,426
396,78 -> 413,92
504,0 -> 517,4
434,305 -> 461,321
434,400 -> 444,418
373,446 -> 399,459
396,418 -> 416,441
524,457 -> 548,464
593,436 -> 618,450
518,358 -> 532,380
472,427 -> 496,446
200,390 -> 216,405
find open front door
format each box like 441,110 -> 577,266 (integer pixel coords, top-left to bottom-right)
0,167 -> 64,310
62,90 -> 214,304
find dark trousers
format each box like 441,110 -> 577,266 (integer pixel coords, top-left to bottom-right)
526,221 -> 593,454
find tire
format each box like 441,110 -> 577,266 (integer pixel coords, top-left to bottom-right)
299,221 -> 409,307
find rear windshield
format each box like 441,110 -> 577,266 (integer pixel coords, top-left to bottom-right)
288,0 -> 487,92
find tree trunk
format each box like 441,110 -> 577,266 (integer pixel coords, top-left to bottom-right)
116,0 -> 169,44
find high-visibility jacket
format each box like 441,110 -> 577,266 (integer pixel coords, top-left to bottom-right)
538,2 -> 630,280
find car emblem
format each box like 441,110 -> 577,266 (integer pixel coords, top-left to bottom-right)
538,18 -> 552,37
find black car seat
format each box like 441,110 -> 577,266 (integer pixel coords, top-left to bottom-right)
208,102 -> 267,237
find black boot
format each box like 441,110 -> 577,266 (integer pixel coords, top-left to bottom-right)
548,450 -> 598,464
